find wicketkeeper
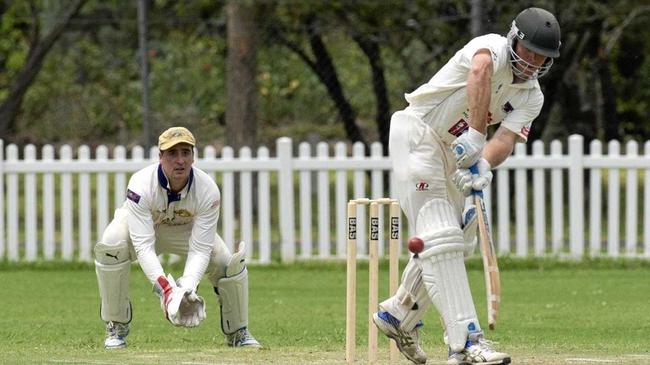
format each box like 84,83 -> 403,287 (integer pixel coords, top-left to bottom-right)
373,7 -> 561,365
94,126 -> 260,349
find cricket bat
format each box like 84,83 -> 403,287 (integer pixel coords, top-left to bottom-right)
470,165 -> 501,330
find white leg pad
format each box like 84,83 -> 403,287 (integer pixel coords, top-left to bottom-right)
94,239 -> 131,265
95,260 -> 131,323
379,258 -> 431,331
215,267 -> 249,335
416,198 -> 481,352
225,241 -> 247,277
461,198 -> 478,257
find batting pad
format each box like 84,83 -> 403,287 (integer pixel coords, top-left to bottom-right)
415,198 -> 482,352
95,259 -> 131,323
215,267 -> 249,335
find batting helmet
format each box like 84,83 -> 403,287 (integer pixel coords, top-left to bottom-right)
507,7 -> 561,79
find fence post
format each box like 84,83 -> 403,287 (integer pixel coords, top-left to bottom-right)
277,137 -> 295,262
644,141 -> 650,257
60,145 -> 74,260
607,141 -> 621,257
625,141 -> 639,256
78,145 -> 91,261
514,143 -> 528,256
568,134 -> 584,258
589,140 -> 602,256
532,140 -> 546,255
0,139 -> 4,260
550,140 -> 564,253
6,144 -> 18,261
25,145 -> 37,261
221,146 -> 235,254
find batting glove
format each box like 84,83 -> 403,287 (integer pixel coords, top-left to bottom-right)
451,158 -> 493,197
450,127 -> 486,168
471,158 -> 493,191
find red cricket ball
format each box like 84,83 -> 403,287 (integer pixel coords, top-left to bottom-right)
408,236 -> 424,254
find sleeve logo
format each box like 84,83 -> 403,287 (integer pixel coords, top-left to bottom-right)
521,125 -> 531,137
126,189 -> 141,204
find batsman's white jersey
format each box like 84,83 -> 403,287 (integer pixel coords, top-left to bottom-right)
124,163 -> 221,290
404,33 -> 543,144
382,34 -> 548,351
390,33 -> 545,223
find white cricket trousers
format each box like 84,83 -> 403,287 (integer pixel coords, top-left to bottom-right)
388,110 -> 464,228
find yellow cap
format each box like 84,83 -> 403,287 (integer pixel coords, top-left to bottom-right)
158,127 -> 196,151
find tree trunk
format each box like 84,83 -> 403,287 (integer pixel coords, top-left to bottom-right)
599,56 -> 619,141
0,0 -> 86,136
226,0 -> 257,151
304,16 -> 367,149
353,34 -> 390,156
470,0 -> 484,37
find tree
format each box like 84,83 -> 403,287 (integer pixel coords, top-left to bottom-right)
266,6 -> 367,148
226,0 -> 258,150
0,0 -> 86,136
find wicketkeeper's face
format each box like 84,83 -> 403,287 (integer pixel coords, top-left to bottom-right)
159,143 -> 194,183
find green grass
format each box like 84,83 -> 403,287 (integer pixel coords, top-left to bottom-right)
0,259 -> 649,364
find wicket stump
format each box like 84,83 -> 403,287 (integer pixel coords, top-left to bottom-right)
346,198 -> 400,364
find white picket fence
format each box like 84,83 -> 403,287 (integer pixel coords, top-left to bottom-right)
1,134 -> 649,263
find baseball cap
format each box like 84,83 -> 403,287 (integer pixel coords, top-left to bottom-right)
158,127 -> 196,151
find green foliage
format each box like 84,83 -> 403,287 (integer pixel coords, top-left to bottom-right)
3,0 -> 650,147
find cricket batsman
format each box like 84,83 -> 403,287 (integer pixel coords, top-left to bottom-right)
94,126 -> 260,349
372,7 -> 561,364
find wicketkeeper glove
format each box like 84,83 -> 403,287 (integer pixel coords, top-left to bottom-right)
450,127 -> 486,168
154,274 -> 206,327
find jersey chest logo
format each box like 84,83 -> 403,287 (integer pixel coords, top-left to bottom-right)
448,119 -> 469,137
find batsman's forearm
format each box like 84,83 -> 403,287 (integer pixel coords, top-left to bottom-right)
467,53 -> 493,134
482,128 -> 516,168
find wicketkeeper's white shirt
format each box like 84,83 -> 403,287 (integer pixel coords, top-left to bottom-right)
124,163 -> 221,289
403,33 -> 543,143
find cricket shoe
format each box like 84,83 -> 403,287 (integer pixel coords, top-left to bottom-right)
372,311 -> 427,364
447,332 -> 510,365
226,327 -> 261,348
104,321 -> 129,349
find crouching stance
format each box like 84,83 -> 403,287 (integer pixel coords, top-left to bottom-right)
94,126 -> 260,349
373,7 -> 562,365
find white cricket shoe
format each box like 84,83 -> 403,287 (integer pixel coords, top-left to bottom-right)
447,332 -> 511,365
372,311 -> 427,364
104,321 -> 129,349
226,327 -> 261,348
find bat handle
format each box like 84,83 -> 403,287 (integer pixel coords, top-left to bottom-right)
468,163 -> 484,198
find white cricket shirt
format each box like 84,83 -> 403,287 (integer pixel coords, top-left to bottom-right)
124,163 -> 221,289
404,33 -> 544,144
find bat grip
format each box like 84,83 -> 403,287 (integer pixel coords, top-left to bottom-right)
469,163 -> 484,198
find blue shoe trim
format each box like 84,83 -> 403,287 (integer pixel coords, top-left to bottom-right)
377,311 -> 400,326
377,311 -> 424,329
